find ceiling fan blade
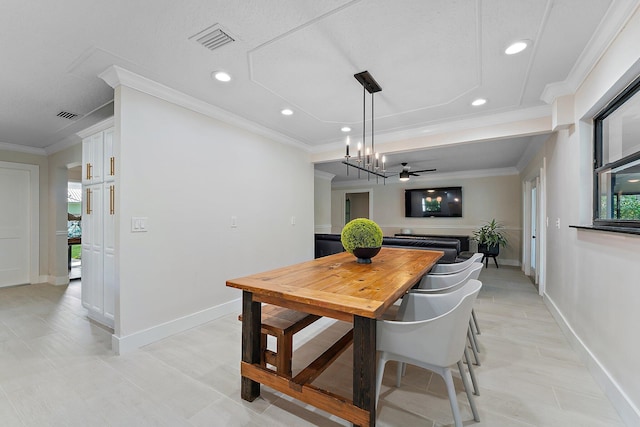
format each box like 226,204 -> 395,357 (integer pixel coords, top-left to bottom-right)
412,168 -> 437,173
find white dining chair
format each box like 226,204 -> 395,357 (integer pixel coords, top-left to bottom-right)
408,262 -> 483,395
428,252 -> 483,275
376,280 -> 482,427
419,261 -> 484,364
427,253 -> 484,336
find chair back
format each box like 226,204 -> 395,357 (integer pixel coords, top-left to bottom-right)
416,262 -> 482,292
429,252 -> 483,275
378,279 -> 482,368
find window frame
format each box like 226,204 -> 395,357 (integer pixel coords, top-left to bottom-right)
593,74 -> 640,230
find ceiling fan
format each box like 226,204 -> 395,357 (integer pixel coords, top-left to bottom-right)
388,162 -> 436,181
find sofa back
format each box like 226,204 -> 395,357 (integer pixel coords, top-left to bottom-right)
314,234 -> 459,263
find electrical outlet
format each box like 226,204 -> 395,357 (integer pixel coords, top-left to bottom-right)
556,218 -> 561,229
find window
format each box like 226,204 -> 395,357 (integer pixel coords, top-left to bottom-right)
594,74 -> 640,229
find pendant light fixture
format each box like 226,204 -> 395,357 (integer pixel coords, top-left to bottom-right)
342,70 -> 388,183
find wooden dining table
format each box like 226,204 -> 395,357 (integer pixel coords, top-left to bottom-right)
226,247 -> 443,427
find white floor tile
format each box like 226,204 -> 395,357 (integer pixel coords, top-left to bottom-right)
0,268 -> 627,426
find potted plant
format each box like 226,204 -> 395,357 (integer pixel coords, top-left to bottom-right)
472,219 -> 508,256
341,218 -> 384,264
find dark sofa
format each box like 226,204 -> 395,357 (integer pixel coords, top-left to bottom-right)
314,233 -> 460,263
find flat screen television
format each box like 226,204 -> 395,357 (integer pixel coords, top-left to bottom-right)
405,187 -> 462,218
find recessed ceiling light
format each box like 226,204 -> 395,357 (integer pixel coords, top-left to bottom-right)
212,71 -> 231,82
505,40 -> 529,55
629,179 -> 640,183
341,126 -> 351,132
281,108 -> 293,116
471,98 -> 487,106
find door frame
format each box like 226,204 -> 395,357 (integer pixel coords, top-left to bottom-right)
522,160 -> 547,296
338,188 -> 374,227
0,161 -> 39,285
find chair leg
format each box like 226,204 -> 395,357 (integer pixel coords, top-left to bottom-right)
464,347 -> 479,396
472,308 -> 481,335
457,360 -> 480,422
396,362 -> 403,388
469,321 -> 480,353
467,328 -> 481,366
493,256 -> 499,268
441,367 -> 463,427
375,355 -> 387,409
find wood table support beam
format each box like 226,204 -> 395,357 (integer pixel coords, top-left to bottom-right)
353,315 -> 376,427
241,291 -> 261,401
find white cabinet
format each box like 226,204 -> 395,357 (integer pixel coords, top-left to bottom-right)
103,128 -> 115,183
82,132 -> 103,184
81,126 -> 116,328
82,127 -> 115,184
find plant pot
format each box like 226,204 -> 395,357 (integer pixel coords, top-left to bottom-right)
478,244 -> 499,256
352,247 -> 382,264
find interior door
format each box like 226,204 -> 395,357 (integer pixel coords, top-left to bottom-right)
530,183 -> 537,281
0,166 -> 30,287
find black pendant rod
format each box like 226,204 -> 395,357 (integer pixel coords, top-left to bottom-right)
371,91 -> 374,161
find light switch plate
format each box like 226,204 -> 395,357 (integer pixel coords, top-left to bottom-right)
131,217 -> 148,232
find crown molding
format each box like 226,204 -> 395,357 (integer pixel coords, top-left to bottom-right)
314,170 -> 335,181
99,65 -> 311,152
76,117 -> 115,139
541,0 -> 640,105
0,142 -> 47,156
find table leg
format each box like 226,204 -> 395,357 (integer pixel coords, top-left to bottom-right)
353,315 -> 376,427
241,290 -> 261,401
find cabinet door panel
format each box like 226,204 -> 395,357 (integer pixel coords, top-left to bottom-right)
82,132 -> 104,184
103,183 -> 116,324
103,128 -> 115,182
82,184 -> 104,314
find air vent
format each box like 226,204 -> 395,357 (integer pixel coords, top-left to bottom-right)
57,111 -> 80,120
190,24 -> 235,52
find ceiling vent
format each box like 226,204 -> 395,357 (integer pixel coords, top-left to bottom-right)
56,111 -> 80,120
190,24 -> 235,52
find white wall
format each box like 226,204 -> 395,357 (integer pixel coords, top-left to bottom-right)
113,84 -> 314,351
330,174 -> 523,265
534,7 -> 640,424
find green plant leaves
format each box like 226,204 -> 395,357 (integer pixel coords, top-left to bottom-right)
340,218 -> 383,253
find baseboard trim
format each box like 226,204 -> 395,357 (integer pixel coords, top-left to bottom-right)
479,257 -> 520,268
544,294 -> 640,426
112,298 -> 242,355
48,275 -> 69,286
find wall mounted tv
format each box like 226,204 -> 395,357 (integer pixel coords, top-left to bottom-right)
405,187 -> 462,218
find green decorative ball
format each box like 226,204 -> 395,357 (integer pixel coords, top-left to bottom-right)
340,218 -> 383,253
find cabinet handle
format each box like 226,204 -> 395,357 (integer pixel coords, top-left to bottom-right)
86,188 -> 92,214
110,157 -> 115,176
109,185 -> 115,215
86,163 -> 92,180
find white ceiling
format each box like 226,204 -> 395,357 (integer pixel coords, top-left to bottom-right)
1,0 -> 638,178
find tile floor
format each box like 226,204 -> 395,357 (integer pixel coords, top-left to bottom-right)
0,267 -> 626,426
